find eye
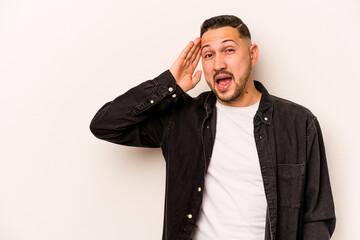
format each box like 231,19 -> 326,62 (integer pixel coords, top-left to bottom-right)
225,48 -> 235,53
203,53 -> 213,58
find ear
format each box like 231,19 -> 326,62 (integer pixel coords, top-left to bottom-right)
249,44 -> 259,66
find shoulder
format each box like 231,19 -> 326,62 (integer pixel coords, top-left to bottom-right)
269,94 -> 318,133
271,94 -> 315,118
256,80 -> 315,123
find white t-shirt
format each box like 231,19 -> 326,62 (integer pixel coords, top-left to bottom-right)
193,100 -> 267,240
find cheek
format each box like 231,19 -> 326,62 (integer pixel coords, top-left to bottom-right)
202,62 -> 210,76
228,55 -> 244,65
229,56 -> 249,71
201,61 -> 212,75
202,66 -> 213,84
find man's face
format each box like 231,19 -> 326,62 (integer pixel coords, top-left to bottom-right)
201,26 -> 255,104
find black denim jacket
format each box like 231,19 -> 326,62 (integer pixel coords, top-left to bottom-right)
90,70 -> 335,240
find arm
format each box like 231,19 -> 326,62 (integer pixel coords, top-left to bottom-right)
90,38 -> 202,147
302,117 -> 336,239
90,70 -> 182,147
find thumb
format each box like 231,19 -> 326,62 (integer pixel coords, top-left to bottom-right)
192,70 -> 202,84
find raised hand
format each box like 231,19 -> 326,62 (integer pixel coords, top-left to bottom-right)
170,37 -> 202,93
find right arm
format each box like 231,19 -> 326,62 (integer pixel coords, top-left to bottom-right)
90,38 -> 202,147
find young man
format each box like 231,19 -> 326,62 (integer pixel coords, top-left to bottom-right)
90,15 -> 335,240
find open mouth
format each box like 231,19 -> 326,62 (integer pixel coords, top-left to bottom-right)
215,74 -> 233,91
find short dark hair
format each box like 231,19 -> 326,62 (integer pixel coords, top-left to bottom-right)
200,15 -> 251,40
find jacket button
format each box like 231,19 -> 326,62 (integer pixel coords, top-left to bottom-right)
168,87 -> 174,92
187,214 -> 192,219
150,100 -> 154,104
198,187 -> 202,192
264,117 -> 268,121
172,94 -> 177,98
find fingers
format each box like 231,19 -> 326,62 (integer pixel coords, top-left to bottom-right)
189,42 -> 200,63
179,37 -> 201,61
179,41 -> 194,60
192,47 -> 201,67
187,38 -> 201,62
192,70 -> 202,85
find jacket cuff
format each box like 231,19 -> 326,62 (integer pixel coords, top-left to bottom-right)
128,70 -> 185,116
153,69 -> 185,98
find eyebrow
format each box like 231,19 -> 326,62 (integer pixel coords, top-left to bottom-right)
201,39 -> 239,51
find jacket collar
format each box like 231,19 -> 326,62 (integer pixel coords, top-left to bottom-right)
255,81 -> 273,125
204,80 -> 273,124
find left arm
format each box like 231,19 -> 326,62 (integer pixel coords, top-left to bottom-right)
302,117 -> 336,239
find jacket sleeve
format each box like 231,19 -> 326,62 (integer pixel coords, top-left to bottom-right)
89,70 -> 184,148
302,117 -> 336,239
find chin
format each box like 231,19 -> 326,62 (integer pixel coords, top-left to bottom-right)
218,88 -> 245,103
216,92 -> 236,102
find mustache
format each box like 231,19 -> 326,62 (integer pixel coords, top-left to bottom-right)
213,70 -> 234,81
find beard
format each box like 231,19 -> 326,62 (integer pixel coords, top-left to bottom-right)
209,59 -> 252,103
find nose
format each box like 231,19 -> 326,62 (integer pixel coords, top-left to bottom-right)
213,54 -> 226,71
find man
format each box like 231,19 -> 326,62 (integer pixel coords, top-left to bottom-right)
90,15 -> 335,240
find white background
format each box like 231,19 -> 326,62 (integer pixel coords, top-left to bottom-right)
0,0 -> 359,239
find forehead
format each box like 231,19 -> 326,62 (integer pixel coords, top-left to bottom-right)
201,26 -> 241,48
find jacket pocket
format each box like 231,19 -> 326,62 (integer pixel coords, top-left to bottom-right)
276,163 -> 305,208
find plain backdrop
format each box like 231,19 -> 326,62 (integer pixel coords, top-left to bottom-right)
0,0 -> 359,239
